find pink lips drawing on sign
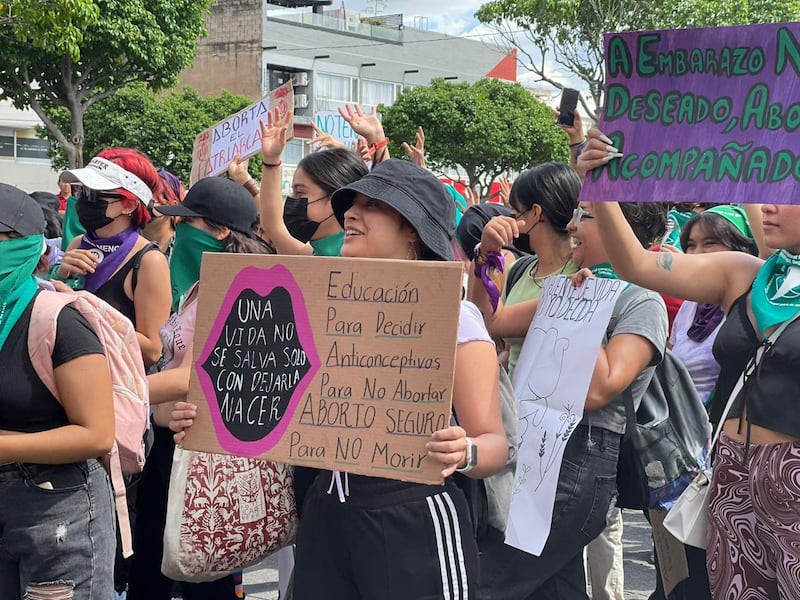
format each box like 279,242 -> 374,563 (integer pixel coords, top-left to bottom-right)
196,265 -> 319,457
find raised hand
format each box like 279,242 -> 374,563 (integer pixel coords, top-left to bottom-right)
227,154 -> 251,185
402,126 -> 426,168
556,107 -> 585,146
462,185 -> 480,208
337,104 -> 385,145
259,107 -> 289,163
575,129 -> 622,180
498,176 -> 512,206
307,122 -> 346,151
355,136 -> 372,163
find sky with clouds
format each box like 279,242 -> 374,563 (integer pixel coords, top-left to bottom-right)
349,0 -> 585,98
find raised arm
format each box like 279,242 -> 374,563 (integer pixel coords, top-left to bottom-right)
258,109 -> 313,255
578,130 -> 763,310
338,104 -> 390,165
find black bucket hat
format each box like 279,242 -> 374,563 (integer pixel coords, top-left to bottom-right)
156,177 -> 258,235
331,159 -> 455,261
0,184 -> 45,237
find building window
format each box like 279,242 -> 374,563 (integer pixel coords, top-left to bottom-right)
361,79 -> 398,109
281,138 -> 306,167
315,72 -> 355,112
16,130 -> 50,161
0,127 -> 50,162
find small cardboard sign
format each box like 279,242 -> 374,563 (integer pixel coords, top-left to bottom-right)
189,82 -> 295,185
581,22 -> 800,204
182,253 -> 464,485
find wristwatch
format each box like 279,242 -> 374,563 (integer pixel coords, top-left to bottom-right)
456,437 -> 478,473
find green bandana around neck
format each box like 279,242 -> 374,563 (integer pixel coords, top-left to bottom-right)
0,235 -> 45,349
169,222 -> 225,312
590,262 -> 619,279
310,230 -> 344,257
751,249 -> 800,335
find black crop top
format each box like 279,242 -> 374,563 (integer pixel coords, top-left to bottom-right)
0,293 -> 104,433
94,243 -> 160,325
711,291 -> 800,438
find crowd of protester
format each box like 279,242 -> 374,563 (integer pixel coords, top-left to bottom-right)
0,94 -> 797,600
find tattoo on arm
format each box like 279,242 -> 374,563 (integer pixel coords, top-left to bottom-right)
656,253 -> 674,271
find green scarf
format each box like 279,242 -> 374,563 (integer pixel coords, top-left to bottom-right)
590,262 -> 619,279
169,222 -> 225,312
0,235 -> 45,349
60,195 -> 86,250
751,249 -> 800,335
311,230 -> 344,257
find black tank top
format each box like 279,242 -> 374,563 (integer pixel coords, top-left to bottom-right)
94,243 -> 160,325
711,291 -> 800,438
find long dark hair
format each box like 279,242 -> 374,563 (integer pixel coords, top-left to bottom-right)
679,212 -> 757,256
201,218 -> 275,255
298,148 -> 368,195
509,162 -> 581,234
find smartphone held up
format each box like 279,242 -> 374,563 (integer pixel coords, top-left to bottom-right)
557,88 -> 580,127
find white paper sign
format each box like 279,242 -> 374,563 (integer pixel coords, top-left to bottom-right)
313,110 -> 359,146
505,275 -> 625,556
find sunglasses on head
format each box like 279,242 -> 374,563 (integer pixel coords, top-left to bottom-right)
74,186 -> 126,204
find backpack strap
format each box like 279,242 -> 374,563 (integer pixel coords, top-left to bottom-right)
130,242 -> 161,293
28,291 -> 78,399
504,254 -> 537,295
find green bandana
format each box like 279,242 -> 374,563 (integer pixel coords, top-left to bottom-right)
0,235 -> 44,349
60,195 -> 86,250
751,249 -> 800,335
590,262 -> 619,279
665,209 -> 698,249
310,230 -> 344,257
705,205 -> 753,239
169,222 -> 225,312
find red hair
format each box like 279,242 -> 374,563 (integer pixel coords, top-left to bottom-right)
97,147 -> 165,227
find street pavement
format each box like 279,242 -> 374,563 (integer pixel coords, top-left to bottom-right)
242,509 -> 657,599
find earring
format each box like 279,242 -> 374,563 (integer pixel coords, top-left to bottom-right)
406,243 -> 419,260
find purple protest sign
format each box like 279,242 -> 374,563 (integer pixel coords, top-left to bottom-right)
580,22 -> 800,205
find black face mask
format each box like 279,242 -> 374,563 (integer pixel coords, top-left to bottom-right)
512,215 -> 540,254
283,195 -> 333,243
76,192 -> 120,232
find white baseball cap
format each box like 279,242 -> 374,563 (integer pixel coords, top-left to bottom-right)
64,157 -> 153,204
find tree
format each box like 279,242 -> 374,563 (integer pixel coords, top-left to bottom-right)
475,0 -> 800,121
0,0 -> 99,60
380,78 -> 569,194
0,0 -> 212,168
41,85 -> 252,184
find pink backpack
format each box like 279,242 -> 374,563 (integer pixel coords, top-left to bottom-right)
28,290 -> 150,558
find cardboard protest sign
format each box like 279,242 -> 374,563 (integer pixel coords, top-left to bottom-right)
190,81 -> 294,185
313,110 -> 359,147
181,253 -> 464,485
581,22 -> 800,205
505,275 -> 624,556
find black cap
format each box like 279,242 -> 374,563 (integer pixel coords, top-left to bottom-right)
0,183 -> 45,237
156,177 -> 259,235
331,160 -> 455,261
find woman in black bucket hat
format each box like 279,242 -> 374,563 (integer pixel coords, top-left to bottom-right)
288,159 -> 509,599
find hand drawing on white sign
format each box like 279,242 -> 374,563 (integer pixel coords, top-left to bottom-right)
517,327 -> 569,448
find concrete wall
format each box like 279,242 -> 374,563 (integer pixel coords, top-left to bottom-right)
0,101 -> 57,193
180,0 -> 264,99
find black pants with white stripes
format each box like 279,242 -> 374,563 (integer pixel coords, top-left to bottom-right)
293,471 -> 478,600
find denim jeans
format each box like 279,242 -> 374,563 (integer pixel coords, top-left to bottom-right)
0,459 -> 116,600
478,424 -> 621,600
